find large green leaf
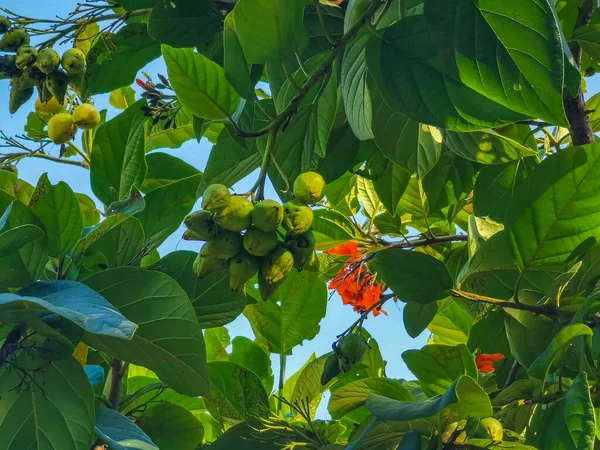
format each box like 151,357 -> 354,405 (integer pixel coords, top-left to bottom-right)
163,46 -> 240,120
402,344 -> 477,397
312,208 -> 361,250
244,270 -> 327,354
142,152 -> 200,193
137,403 -> 203,450
564,372 -> 596,450
135,174 -> 201,250
505,308 -> 556,369
286,353 -> 332,419
373,248 -> 453,303
505,144 -> 600,269
403,302 -> 437,338
428,298 -> 473,345
467,309 -> 511,356
444,130 -> 537,165
90,100 -> 148,206
83,267 -> 209,396
372,159 -> 410,216
0,352 -> 94,450
210,419 -> 317,450
539,400 -> 578,450
153,251 -> 245,328
223,13 -> 256,100
204,361 -> 269,422
29,173 -> 82,258
144,108 -> 197,153
347,419 -> 434,450
572,23 -> 600,62
0,224 -> 43,257
76,193 -> 101,227
205,327 -> 231,362
88,216 -> 145,267
95,407 -> 158,450
148,0 -> 220,48
229,336 -> 274,392
233,0 -> 315,63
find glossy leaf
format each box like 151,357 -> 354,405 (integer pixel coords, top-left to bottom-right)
312,208 -> 360,250
230,336 -> 274,392
142,152 -> 200,193
109,86 -> 136,110
223,13 -> 255,99
95,407 -> 158,450
137,403 -> 204,450
403,302 -> 437,338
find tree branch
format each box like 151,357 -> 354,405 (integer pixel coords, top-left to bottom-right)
108,359 -> 123,410
336,293 -> 395,339
452,289 -> 564,318
1,151 -> 89,169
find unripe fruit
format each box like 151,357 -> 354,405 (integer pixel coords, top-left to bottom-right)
193,253 -> 228,278
282,201 -> 313,234
35,96 -> 64,115
9,85 -> 33,115
262,246 -> 294,284
68,71 -> 85,96
293,171 -> 326,204
61,48 -> 86,75
47,113 -> 75,144
36,48 -> 60,74
243,227 -> 279,257
201,184 -> 231,212
285,231 -> 315,271
229,251 -> 259,292
199,231 -> 243,259
252,199 -> 283,232
304,252 -> 320,272
258,269 -> 284,301
184,210 -> 218,241
0,17 -> 10,34
336,333 -> 367,373
0,29 -> 30,52
472,418 -> 503,442
320,353 -> 341,386
46,69 -> 69,103
15,46 -> 37,69
215,196 -> 253,232
73,103 -> 100,130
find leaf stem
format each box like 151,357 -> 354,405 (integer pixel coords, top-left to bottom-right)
252,128 -> 277,201
2,151 -> 89,169
277,353 -> 287,414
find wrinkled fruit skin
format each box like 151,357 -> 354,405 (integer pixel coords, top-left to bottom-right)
46,69 -> 69,102
258,269 -> 284,301
199,231 -> 243,259
282,201 -> 313,234
47,113 -> 75,144
252,199 -> 283,232
472,418 -> 503,442
35,96 -> 64,115
193,253 -> 228,278
73,103 -> 100,130
336,333 -> 367,373
285,231 -> 315,271
0,17 -> 10,34
15,46 -> 37,69
9,84 -> 33,115
262,246 -> 294,284
61,48 -> 86,75
293,171 -> 326,205
229,251 -> 259,292
0,29 -> 30,52
201,184 -> 231,212
215,196 -> 253,232
184,210 -> 218,241
36,48 -> 60,74
243,227 -> 279,257
320,353 -> 342,386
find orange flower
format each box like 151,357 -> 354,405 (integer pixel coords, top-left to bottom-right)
475,353 -> 504,373
324,241 -> 360,257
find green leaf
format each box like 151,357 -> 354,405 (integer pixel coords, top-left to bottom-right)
162,46 -> 240,120
505,144 -> 600,269
356,176 -> 382,218
210,419 -> 316,450
0,353 -> 95,450
374,248 -> 453,303
145,108 -> 197,152
444,130 -> 537,165
137,403 -> 203,450
106,186 -> 146,216
244,270 -> 327,354
328,378 -> 414,421
223,12 -> 256,99
153,251 -> 245,328
90,100 -> 148,206
0,224 -> 43,257
135,174 -> 201,250
347,419 -> 434,450
205,327 -> 231,362
312,208 -> 360,250
84,24 -> 161,96
528,324 -> 593,379
230,336 -> 274,392
109,86 -> 136,110
83,267 -> 209,396
367,375 -> 491,421
398,432 -> 422,450
76,193 -> 100,227
205,361 -> 269,422
428,297 -> 473,345
29,173 -> 82,258
572,24 -> 600,62
75,21 -> 100,55
142,152 -> 200,193
233,0 -> 315,63
148,0 -> 220,48
505,308 -> 556,369
402,344 -> 477,397
0,170 -> 34,205
564,372 -> 595,450
539,400 -> 578,450
325,172 -> 360,216
95,407 -> 158,450
403,302 -> 437,338
88,216 -> 145,267
372,159 -> 410,216
467,309 -> 511,356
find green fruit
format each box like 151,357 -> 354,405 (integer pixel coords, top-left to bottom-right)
61,48 -> 86,75
252,199 -> 283,232
46,69 -> 69,103
282,201 -> 313,234
0,17 -> 10,34
336,333 -> 367,373
47,113 -> 75,144
15,46 -> 37,69
9,84 -> 33,115
0,29 -> 29,52
35,96 -> 64,115
243,227 -> 279,257
73,103 -> 100,129
0,56 -> 15,80
215,196 -> 253,232
293,171 -> 326,204
67,71 -> 85,96
201,184 -> 231,212
320,353 -> 341,386
36,48 -> 60,74
472,418 -> 503,442
262,246 -> 294,284
199,231 -> 243,259
285,231 -> 315,271
229,251 -> 259,292
36,78 -> 54,103
193,253 -> 228,278
184,210 -> 218,241
304,252 -> 320,272
258,269 -> 285,301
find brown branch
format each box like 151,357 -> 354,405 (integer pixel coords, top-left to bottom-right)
452,289 -> 564,318
108,359 -> 123,410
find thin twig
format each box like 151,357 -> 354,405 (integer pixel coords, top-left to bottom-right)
452,289 -> 563,318
336,293 -> 395,339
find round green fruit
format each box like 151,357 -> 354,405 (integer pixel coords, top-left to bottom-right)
262,246 -> 294,284
282,201 -> 313,234
0,29 -> 29,52
0,16 -> 10,34
293,171 -> 326,204
47,113 -> 75,144
320,353 -> 341,386
61,48 -> 86,75
73,103 -> 100,130
201,184 -> 231,212
199,231 -> 243,259
15,45 -> 37,69
243,227 -> 279,257
229,251 -> 259,292
36,48 -> 60,74
336,333 -> 367,373
35,96 -> 64,115
184,210 -> 218,241
285,231 -> 315,271
193,253 -> 228,278
252,199 -> 283,232
215,196 -> 253,232
472,418 -> 503,442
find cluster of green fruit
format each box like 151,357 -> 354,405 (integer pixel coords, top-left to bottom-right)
0,16 -> 87,114
183,172 -> 327,298
321,333 -> 368,385
46,103 -> 100,144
